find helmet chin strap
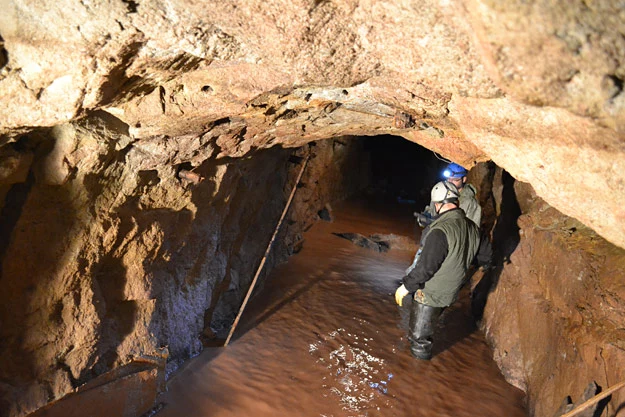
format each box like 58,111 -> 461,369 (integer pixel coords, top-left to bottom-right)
434,199 -> 459,214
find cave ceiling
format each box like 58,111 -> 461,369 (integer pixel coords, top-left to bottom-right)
0,0 -> 624,248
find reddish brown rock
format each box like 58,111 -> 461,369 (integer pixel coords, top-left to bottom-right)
478,177 -> 625,417
1,0 -> 624,248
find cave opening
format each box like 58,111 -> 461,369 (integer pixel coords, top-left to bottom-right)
362,134 -> 448,209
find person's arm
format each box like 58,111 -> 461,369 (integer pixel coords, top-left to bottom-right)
403,229 -> 448,292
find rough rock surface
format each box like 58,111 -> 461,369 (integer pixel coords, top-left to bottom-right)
0,110 -> 369,416
1,0 -> 624,248
473,169 -> 625,417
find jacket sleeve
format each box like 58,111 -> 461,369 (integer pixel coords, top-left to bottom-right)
403,229 -> 448,292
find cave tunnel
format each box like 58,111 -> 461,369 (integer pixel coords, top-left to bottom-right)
2,2 -> 625,417
2,128 -> 622,417
162,135 -> 529,417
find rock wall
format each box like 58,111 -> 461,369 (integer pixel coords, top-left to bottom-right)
1,0 -> 625,249
0,109 -> 370,417
472,166 -> 625,417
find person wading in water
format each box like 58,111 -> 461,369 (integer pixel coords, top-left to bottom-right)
395,181 -> 480,360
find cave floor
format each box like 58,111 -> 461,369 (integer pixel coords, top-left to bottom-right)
156,197 -> 527,417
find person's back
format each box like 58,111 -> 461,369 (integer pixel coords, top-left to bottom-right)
459,183 -> 481,227
395,181 -> 481,360
418,207 -> 480,307
407,163 -> 483,275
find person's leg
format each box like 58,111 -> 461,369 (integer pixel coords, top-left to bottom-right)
408,300 -> 442,360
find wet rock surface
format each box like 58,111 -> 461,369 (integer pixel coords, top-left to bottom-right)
332,232 -> 390,253
472,169 -> 625,417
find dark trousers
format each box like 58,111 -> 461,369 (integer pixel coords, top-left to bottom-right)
408,300 -> 443,360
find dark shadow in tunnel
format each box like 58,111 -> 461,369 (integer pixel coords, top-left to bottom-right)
363,135 -> 448,243
554,381 -> 612,417
0,169 -> 35,266
491,171 -> 522,263
364,135 -> 447,207
471,170 -> 522,322
593,394 -> 611,417
586,381 -> 613,417
0,138 -> 37,265
0,136 -> 82,416
0,170 -> 35,417
475,161 -> 498,233
0,34 -> 8,71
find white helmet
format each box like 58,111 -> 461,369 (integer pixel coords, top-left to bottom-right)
430,181 -> 460,204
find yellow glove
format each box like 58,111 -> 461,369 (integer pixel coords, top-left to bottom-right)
395,284 -> 409,306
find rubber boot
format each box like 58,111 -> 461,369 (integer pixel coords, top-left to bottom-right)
408,301 -> 442,360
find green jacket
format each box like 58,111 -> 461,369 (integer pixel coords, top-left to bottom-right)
420,209 -> 480,307
460,184 -> 481,227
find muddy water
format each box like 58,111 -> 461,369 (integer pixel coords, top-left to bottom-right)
156,198 -> 527,417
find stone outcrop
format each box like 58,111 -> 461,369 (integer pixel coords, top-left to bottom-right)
472,167 -> 625,417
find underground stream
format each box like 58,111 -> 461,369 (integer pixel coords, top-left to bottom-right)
154,197 -> 527,417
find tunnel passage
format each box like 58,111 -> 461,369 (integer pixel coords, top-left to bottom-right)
0,127 -> 624,417
363,135 -> 448,207
205,135 -> 447,341
19,133 -> 532,417
154,175 -> 529,417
